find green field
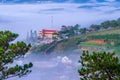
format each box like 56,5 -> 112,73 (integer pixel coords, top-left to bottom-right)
87,28 -> 120,36
76,28 -> 120,53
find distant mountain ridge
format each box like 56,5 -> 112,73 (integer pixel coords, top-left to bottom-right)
0,0 -> 120,3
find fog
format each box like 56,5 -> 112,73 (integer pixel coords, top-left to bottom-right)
0,2 -> 120,40
8,52 -> 81,80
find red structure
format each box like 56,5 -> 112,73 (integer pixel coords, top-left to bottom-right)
87,39 -> 105,45
39,29 -> 58,38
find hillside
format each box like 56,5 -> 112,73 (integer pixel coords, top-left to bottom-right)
31,28 -> 120,54
53,28 -> 120,53
87,28 -> 120,36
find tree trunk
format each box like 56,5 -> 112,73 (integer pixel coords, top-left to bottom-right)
105,70 -> 112,80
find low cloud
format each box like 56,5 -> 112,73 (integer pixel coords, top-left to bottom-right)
0,2 -> 120,40
105,0 -> 116,2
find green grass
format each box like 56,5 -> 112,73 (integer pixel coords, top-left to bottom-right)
80,42 -> 104,45
73,28 -> 120,40
87,28 -> 120,36
79,42 -> 105,48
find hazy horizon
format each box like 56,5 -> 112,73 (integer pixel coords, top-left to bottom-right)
0,2 -> 120,40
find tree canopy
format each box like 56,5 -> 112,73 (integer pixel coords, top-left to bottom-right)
0,31 -> 32,79
78,51 -> 120,80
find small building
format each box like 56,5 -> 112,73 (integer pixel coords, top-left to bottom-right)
109,40 -> 115,45
39,29 -> 58,38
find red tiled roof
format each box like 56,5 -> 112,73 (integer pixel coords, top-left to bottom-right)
40,29 -> 58,34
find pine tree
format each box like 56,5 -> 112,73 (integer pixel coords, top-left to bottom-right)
0,31 -> 33,79
78,51 -> 120,80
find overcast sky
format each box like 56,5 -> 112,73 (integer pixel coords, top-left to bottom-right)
0,2 -> 120,40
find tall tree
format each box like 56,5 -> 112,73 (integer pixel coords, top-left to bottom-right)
0,31 -> 32,79
110,20 -> 119,28
90,24 -> 101,31
74,24 -> 80,35
67,26 -> 75,37
78,51 -> 120,80
101,21 -> 111,29
79,28 -> 87,34
117,18 -> 120,27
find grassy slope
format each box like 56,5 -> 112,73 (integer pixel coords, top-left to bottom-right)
70,28 -> 120,41
79,28 -> 120,53
87,28 -> 120,36
32,28 -> 120,54
54,28 -> 120,53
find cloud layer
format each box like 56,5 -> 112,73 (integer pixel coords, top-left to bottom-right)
0,2 -> 120,40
